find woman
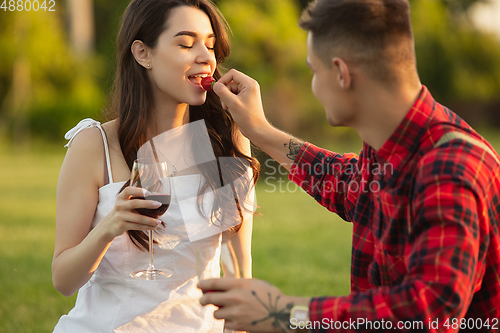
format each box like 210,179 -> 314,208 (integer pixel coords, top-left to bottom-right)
52,0 -> 259,331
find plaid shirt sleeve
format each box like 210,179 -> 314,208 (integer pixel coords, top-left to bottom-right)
289,142 -> 362,222
290,143 -> 495,332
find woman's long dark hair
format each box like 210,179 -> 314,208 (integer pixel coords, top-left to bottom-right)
108,0 -> 260,250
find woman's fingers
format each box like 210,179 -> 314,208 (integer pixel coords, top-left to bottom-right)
126,198 -> 162,210
119,186 -> 150,199
101,187 -> 165,239
119,211 -> 161,229
117,186 -> 162,210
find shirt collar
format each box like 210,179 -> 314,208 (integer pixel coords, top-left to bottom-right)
371,85 -> 436,186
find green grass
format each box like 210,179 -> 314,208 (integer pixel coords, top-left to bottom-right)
0,143 -> 76,333
252,185 -> 353,297
0,141 -> 353,332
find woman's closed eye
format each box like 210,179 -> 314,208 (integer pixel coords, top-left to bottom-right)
180,44 -> 215,51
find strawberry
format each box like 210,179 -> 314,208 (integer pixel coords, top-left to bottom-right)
201,76 -> 215,91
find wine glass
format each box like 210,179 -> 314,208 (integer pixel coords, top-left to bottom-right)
221,240 -> 240,333
220,240 -> 240,279
197,240 -> 240,333
196,244 -> 217,281
196,239 -> 240,280
130,158 -> 173,280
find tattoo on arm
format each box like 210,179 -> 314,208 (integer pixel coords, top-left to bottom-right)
251,291 -> 294,333
284,139 -> 305,161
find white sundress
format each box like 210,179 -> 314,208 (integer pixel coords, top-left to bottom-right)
53,119 -> 224,333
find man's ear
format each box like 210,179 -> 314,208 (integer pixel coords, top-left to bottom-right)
332,57 -> 351,89
131,40 -> 152,69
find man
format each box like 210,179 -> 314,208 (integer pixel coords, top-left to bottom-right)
198,0 -> 500,332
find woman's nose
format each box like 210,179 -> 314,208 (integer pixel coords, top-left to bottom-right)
196,45 -> 216,66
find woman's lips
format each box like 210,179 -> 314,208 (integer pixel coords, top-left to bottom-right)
188,76 -> 202,85
187,77 -> 205,91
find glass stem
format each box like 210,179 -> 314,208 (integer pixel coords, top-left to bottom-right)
148,230 -> 155,271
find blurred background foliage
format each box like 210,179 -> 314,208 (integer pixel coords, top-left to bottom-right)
0,0 -> 499,146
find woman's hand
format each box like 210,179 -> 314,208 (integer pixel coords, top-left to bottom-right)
98,186 -> 162,241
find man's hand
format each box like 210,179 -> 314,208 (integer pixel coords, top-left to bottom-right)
214,69 -> 305,171
198,278 -> 310,332
213,69 -> 271,141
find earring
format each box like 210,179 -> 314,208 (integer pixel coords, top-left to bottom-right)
147,64 -> 151,68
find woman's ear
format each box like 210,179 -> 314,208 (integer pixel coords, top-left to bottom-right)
131,40 -> 152,69
332,57 -> 352,90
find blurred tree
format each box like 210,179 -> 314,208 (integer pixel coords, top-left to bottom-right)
441,0 -> 489,12
295,0 -> 488,11
296,0 -> 309,10
68,0 -> 95,57
0,10 -> 104,143
410,0 -> 500,126
3,13 -> 32,144
92,0 -> 130,92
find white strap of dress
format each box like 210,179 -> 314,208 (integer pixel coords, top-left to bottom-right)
64,118 -> 114,183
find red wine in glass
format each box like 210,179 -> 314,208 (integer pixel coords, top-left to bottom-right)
134,194 -> 171,218
129,158 -> 172,280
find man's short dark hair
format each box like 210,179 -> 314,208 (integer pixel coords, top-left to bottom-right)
299,0 -> 416,82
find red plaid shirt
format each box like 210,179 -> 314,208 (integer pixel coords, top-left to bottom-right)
289,86 -> 500,332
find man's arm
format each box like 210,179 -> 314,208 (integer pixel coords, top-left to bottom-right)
244,123 -> 305,172
214,69 -> 304,171
199,148 -> 491,332
300,147 -> 491,332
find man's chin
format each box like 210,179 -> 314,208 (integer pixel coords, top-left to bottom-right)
327,116 -> 343,127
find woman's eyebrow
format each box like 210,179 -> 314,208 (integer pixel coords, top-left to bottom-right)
174,31 -> 216,39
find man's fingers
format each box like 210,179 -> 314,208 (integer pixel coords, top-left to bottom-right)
214,69 -> 252,98
213,305 -> 233,320
198,278 -> 244,307
199,289 -> 226,307
217,68 -> 243,86
198,277 -> 239,293
213,82 -> 239,107
226,82 -> 240,94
